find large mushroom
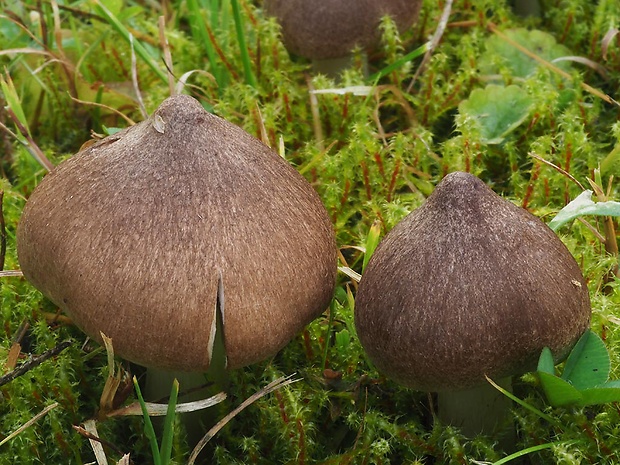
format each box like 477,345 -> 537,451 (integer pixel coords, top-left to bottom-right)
354,172 -> 591,440
17,94 -> 337,376
263,0 -> 422,78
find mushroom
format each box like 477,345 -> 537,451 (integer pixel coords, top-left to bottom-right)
17,94 -> 337,377
354,172 -> 591,441
263,0 -> 422,78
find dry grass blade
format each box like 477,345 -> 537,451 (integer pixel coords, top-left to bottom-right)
551,56 -> 608,79
0,48 -> 54,58
338,266 -> 362,283
0,270 -> 24,277
130,34 -> 148,119
158,15 -> 175,96
188,374 -> 300,465
174,69 -> 217,96
106,391 -> 227,417
0,402 -> 59,447
69,95 -> 136,126
83,419 -> 109,465
488,23 -> 620,107
98,333 -> 124,416
0,190 -> 5,271
307,77 -> 324,151
602,28 -> 619,61
407,0 -> 453,93
255,104 -> 270,147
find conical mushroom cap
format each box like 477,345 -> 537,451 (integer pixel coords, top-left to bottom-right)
355,172 -> 591,391
17,95 -> 337,372
264,0 -> 422,60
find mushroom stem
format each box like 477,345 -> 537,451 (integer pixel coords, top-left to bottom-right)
144,283 -> 229,446
311,53 -> 368,80
437,377 -> 515,449
511,0 -> 541,17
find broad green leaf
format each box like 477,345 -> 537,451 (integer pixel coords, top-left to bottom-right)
479,28 -> 572,78
561,330 -> 609,389
548,190 -> 620,231
537,347 -> 556,375
537,371 -> 582,407
458,84 -> 533,144
579,386 -> 620,406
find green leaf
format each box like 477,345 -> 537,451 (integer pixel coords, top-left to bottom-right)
133,376 -> 161,465
578,386 -> 620,406
601,144 -> 620,179
93,0 -> 168,84
548,190 -> 620,231
561,330 -> 609,390
479,28 -> 572,78
99,0 -> 123,16
491,441 -> 576,465
159,379 -> 179,465
335,329 -> 351,353
458,84 -> 533,144
362,221 -> 381,272
368,42 -> 429,83
537,371 -> 582,407
537,347 -> 556,375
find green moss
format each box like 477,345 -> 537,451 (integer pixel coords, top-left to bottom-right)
2,0 -> 620,462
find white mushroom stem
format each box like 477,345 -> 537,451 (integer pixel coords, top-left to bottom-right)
437,377 -> 515,450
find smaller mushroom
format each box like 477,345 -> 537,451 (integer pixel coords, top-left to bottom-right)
263,0 -> 422,78
354,172 -> 591,442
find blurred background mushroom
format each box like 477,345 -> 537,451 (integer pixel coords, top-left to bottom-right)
263,0 -> 422,78
354,171 -> 591,446
17,94 -> 337,441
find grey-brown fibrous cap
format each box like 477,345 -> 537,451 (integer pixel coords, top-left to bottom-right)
17,94 -> 337,372
263,0 -> 422,60
354,171 -> 591,392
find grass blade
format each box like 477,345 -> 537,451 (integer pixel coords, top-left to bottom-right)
230,0 -> 257,88
93,0 -> 167,84
133,376 -> 161,465
159,379 -> 179,465
187,0 -> 222,85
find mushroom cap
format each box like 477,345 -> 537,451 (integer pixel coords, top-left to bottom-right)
17,95 -> 337,372
354,172 -> 591,391
263,0 -> 422,60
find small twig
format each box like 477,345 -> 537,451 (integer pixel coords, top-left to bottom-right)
407,0 -> 453,93
188,374 -> 300,464
0,402 -> 59,447
73,421 -> 128,460
0,340 -> 72,387
529,152 -> 585,190
0,190 -> 5,270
